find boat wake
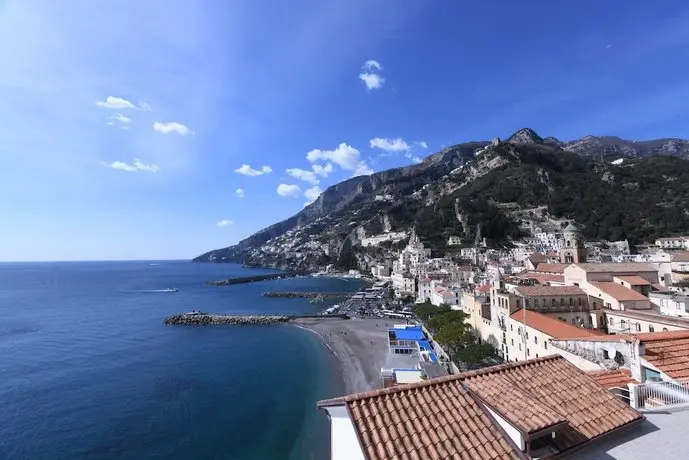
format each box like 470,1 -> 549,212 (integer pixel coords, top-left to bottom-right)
134,288 -> 179,293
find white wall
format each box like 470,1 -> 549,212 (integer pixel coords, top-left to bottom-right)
483,404 -> 524,451
323,406 -> 366,460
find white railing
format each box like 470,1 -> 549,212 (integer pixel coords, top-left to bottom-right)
632,378 -> 689,411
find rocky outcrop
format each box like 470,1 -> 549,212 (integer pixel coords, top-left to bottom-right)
164,314 -> 290,325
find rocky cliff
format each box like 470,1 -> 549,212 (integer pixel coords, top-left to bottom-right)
194,129 -> 689,270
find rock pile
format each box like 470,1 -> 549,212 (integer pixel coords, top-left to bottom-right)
164,314 -> 291,326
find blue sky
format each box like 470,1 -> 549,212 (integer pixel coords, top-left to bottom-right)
1,0 -> 689,262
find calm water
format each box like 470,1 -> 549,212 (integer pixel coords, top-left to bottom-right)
0,261 -> 360,460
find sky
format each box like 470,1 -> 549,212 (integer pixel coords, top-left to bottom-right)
1,0 -> 689,262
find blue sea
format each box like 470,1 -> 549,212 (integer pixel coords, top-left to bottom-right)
0,261 -> 361,460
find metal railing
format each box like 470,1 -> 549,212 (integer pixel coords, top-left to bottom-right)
633,378 -> 689,411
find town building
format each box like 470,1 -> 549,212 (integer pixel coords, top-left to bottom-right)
447,235 -> 462,246
655,236 -> 689,250
558,222 -> 587,264
649,291 -> 689,317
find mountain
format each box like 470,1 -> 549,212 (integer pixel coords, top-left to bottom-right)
194,129 -> 689,271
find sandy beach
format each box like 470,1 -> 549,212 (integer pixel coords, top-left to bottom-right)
293,317 -> 397,394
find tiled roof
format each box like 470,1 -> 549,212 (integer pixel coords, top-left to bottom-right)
534,263 -> 569,274
642,334 -> 689,379
318,356 -> 643,459
476,284 -> 491,292
529,253 -> 548,264
590,282 -> 649,301
614,275 -> 652,286
320,378 -> 523,460
651,284 -> 674,293
587,369 -> 638,389
510,309 -> 603,339
673,252 -> 689,262
514,285 -> 585,297
572,263 -> 657,273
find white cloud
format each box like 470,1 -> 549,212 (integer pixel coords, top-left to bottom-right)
417,141 -> 428,149
277,183 -> 301,198
353,162 -> 374,176
369,137 -> 411,152
286,163 -> 332,184
153,121 -> 194,136
95,96 -> 137,110
286,168 -> 319,184
404,152 -> 423,164
105,158 -> 160,173
359,60 -> 385,90
235,188 -> 245,198
363,60 -> 382,71
306,143 -> 362,170
312,163 -> 333,177
304,185 -> 323,202
235,164 -> 273,177
106,113 -> 132,128
139,101 -> 152,111
216,219 -> 233,227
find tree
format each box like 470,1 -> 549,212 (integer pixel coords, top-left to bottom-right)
428,310 -> 468,333
434,321 -> 471,355
455,343 -> 495,365
413,302 -> 445,321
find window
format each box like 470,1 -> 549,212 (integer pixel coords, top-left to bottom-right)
516,299 -> 521,308
542,299 -> 547,307
519,343 -> 522,351
511,339 -> 514,345
518,327 -> 522,335
620,320 -> 626,330
536,354 -> 539,358
560,298 -> 565,306
545,341 -> 548,350
592,301 -> 597,309
552,298 -> 557,307
525,299 -> 530,308
534,336 -> 538,344
578,298 -> 582,306
527,348 -> 530,357
608,317 -> 614,325
525,332 -> 529,339
649,325 -> 655,332
569,298 -> 574,306
636,323 -> 641,332
510,324 -> 513,331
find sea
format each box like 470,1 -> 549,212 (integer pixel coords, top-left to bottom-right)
0,261 -> 363,460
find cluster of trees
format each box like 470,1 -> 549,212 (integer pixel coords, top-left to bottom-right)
463,145 -> 689,244
414,303 -> 495,366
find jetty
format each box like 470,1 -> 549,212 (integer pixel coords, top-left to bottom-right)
262,291 -> 351,299
206,272 -> 301,286
164,312 -> 350,326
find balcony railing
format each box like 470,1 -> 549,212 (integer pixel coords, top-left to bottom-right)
631,378 -> 689,411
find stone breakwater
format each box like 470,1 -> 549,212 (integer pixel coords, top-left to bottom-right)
164,314 -> 291,325
206,272 -> 301,286
262,291 -> 351,298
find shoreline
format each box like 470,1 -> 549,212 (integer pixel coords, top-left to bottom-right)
292,317 -> 393,395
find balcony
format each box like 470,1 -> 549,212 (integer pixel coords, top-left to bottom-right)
631,378 -> 689,411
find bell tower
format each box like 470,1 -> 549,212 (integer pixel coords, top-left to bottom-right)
560,222 -> 586,264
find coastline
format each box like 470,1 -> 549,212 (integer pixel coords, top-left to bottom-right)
292,317 -> 392,395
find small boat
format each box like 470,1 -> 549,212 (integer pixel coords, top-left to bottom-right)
164,287 -> 179,293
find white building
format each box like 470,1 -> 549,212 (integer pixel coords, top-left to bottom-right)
655,236 -> 689,250
650,292 -> 689,318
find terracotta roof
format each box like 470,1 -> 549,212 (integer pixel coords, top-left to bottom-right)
571,263 -> 657,273
554,330 -> 689,343
651,283 -> 674,293
590,282 -> 649,301
510,309 -> 603,339
476,284 -> 491,292
614,275 -> 652,286
529,253 -> 548,264
514,285 -> 586,297
587,369 -> 638,389
318,356 -> 643,459
642,334 -> 689,379
673,252 -> 689,262
319,377 -> 523,460
534,263 -> 569,274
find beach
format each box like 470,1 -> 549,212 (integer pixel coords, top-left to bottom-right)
293,317 -> 394,394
